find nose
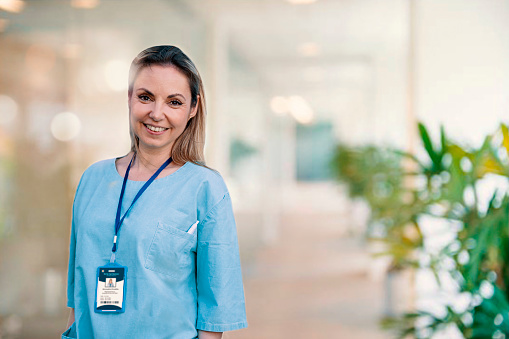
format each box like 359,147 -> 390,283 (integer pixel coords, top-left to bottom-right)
148,101 -> 165,122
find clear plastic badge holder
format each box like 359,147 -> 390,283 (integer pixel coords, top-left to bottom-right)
94,262 -> 127,313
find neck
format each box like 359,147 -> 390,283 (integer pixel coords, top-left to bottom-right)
133,146 -> 172,172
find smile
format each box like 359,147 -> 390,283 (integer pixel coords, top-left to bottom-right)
144,123 -> 169,132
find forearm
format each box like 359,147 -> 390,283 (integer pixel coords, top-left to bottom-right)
198,330 -> 223,339
66,308 -> 75,328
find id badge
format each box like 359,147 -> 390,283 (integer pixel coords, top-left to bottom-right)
94,263 -> 127,313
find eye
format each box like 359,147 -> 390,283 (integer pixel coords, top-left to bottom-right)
138,94 -> 151,102
169,100 -> 183,106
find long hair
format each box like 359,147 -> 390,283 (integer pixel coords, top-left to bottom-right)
128,45 -> 209,168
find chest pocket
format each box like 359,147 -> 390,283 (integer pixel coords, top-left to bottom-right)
144,221 -> 197,278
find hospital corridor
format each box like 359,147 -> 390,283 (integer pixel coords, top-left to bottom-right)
1,1 -> 509,338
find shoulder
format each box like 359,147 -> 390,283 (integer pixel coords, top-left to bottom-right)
85,158 -> 115,173
72,158 -> 116,210
185,162 -> 228,191
184,162 -> 230,206
74,158 -> 116,194
80,158 -> 115,181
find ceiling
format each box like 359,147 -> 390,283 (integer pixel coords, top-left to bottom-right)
0,0 -> 410,119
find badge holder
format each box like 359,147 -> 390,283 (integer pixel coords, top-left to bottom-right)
94,256 -> 127,313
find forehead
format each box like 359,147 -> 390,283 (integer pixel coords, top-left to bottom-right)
133,65 -> 190,96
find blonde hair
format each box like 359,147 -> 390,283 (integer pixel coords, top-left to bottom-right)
128,45 -> 209,168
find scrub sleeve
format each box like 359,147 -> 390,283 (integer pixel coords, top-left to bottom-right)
66,178 -> 80,311
63,180 -> 80,339
62,323 -> 77,339
196,193 -> 246,332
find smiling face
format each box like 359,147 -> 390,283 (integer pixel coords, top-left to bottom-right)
128,65 -> 198,156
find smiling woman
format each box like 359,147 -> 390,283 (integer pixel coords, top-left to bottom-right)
130,66 -> 197,158
62,46 -> 247,339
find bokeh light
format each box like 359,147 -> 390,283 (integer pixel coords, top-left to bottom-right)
71,0 -> 99,9
270,96 -> 289,115
104,60 -> 129,91
0,0 -> 25,13
50,112 -> 81,142
288,96 -> 314,124
0,95 -> 18,126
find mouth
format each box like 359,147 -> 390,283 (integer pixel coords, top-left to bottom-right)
143,123 -> 169,133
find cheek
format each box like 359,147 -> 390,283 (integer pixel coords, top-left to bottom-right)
130,102 -> 146,119
178,112 -> 192,128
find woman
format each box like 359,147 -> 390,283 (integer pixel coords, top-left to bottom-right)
63,45 -> 247,338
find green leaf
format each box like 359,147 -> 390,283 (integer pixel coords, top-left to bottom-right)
418,122 -> 440,172
440,124 -> 447,156
500,123 -> 509,157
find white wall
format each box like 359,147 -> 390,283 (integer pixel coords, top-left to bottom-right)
416,0 -> 509,145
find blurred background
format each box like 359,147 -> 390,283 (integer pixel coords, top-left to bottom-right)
0,0 -> 508,338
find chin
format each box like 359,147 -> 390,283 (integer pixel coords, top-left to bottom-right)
139,141 -> 173,152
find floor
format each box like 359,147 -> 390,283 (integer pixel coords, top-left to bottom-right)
228,213 -> 390,339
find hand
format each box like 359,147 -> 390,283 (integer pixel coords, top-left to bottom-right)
66,308 -> 75,329
198,330 -> 223,339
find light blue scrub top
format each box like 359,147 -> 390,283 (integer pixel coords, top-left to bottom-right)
64,158 -> 247,338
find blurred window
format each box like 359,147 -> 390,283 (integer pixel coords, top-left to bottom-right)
296,121 -> 334,181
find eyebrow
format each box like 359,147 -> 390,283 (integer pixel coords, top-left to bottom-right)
137,87 -> 186,101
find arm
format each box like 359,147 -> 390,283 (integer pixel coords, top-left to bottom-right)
65,178 -> 82,331
198,330 -> 223,339
66,308 -> 75,329
65,214 -> 77,329
196,193 -> 248,333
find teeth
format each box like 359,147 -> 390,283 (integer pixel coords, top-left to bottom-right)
146,124 -> 167,132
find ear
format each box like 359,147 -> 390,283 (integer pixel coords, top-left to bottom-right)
189,95 -> 199,120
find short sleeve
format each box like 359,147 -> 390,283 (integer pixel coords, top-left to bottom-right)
66,204 -> 77,308
196,192 -> 248,332
66,177 -> 84,309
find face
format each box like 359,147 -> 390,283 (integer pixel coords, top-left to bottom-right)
129,65 -> 197,155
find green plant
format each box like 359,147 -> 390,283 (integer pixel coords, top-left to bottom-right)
331,122 -> 509,338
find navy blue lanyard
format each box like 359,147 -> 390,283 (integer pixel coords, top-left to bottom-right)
111,154 -> 172,254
